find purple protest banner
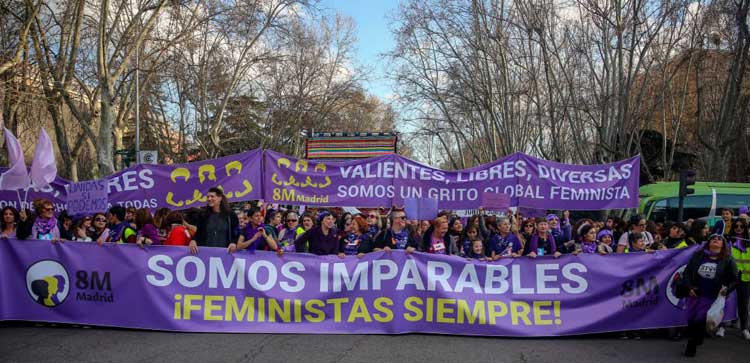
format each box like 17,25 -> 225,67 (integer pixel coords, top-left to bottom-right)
0,149 -> 263,211
263,151 -> 639,210
0,239 -> 735,336
263,150 -> 395,208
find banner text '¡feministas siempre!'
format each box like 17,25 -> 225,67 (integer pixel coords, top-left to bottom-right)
263,150 -> 640,210
0,239 -> 717,336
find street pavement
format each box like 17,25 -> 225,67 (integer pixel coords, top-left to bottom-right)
1,323 -> 748,362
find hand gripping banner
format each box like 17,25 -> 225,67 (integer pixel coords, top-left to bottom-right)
0,240 -> 734,336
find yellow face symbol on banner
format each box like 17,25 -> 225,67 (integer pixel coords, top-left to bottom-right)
271,157 -> 331,189
165,161 -> 254,207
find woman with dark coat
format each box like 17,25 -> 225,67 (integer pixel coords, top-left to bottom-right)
677,234 -> 738,357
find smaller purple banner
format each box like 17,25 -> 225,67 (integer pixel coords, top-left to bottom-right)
66,179 -> 108,216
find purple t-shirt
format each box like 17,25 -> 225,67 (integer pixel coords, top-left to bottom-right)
139,224 -> 161,245
241,223 -> 266,251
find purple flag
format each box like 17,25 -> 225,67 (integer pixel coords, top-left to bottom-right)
0,128 -> 30,190
482,192 -> 511,211
29,128 -> 57,188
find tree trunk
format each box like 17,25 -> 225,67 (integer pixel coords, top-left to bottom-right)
97,93 -> 115,176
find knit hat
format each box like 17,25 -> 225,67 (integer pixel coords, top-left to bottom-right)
317,210 -> 332,224
597,229 -> 614,241
707,233 -> 726,243
546,214 -> 559,222
739,205 -> 749,215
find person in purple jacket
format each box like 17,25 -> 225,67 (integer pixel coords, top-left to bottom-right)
490,216 -> 523,259
135,208 -> 161,247
292,210 -> 340,256
523,219 -> 561,258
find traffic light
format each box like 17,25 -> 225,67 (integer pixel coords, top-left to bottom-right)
679,170 -> 696,197
677,170 -> 696,222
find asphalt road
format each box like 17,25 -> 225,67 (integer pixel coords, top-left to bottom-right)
1,323 -> 748,362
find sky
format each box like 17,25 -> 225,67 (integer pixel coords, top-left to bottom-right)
319,0 -> 401,100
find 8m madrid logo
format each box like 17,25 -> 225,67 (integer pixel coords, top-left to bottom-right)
26,260 -> 70,307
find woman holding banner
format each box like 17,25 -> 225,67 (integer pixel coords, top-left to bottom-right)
277,211 -> 304,252
523,219 -> 560,258
339,215 -> 370,257
422,216 -> 459,255
678,234 -> 738,356
30,199 -> 60,241
375,210 -> 418,253
293,210 -> 339,256
231,208 -> 277,253
188,187 -> 239,254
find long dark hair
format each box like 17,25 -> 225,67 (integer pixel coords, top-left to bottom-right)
207,187 -> 231,215
687,220 -> 708,244
1,206 -> 19,230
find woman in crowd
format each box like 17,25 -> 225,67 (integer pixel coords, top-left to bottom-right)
374,210 -> 418,253
576,224 -> 599,254
461,225 -> 481,257
163,211 -> 191,246
232,208 -> 277,253
264,210 -> 283,241
293,210 -> 339,256
153,207 -> 171,243
188,187 -> 240,254
89,212 -> 109,244
547,213 -> 572,243
135,208 -> 160,248
626,232 -> 654,253
277,211 -> 304,252
730,220 -> 750,341
596,229 -> 615,255
679,234 -> 738,356
713,208 -> 735,237
489,216 -> 523,259
31,199 -> 60,241
422,216 -> 459,255
687,220 -> 709,246
1,206 -> 19,238
466,239 -> 487,260
105,206 -> 137,244
72,218 -> 92,242
337,212 -> 352,232
617,215 -> 654,253
447,216 -> 463,254
340,215 -> 369,257
663,222 -> 689,249
58,212 -> 74,240
301,213 -> 315,232
523,219 -> 560,258
521,219 -> 536,243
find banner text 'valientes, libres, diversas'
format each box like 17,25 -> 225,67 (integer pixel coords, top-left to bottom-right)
1,240 -> 732,336
263,150 -> 640,210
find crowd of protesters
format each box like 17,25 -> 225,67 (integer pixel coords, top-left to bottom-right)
1,190 -> 749,356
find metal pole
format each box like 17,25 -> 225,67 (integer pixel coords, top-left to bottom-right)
135,5 -> 140,164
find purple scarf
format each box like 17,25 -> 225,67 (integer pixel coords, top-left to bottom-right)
528,232 -> 556,254
581,241 -> 598,254
34,216 -> 58,236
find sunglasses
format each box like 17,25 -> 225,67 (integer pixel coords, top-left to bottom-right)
287,219 -> 298,222
95,218 -> 106,222
393,215 -> 406,220
524,225 -> 534,228
637,223 -> 647,227
735,225 -> 745,229
368,215 -> 378,218
43,207 -> 54,211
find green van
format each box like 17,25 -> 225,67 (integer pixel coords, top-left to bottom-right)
638,182 -> 750,222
